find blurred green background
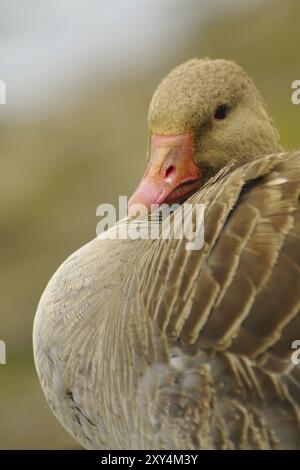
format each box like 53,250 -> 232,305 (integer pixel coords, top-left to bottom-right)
0,0 -> 299,449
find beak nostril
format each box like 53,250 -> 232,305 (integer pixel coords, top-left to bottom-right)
165,165 -> 175,178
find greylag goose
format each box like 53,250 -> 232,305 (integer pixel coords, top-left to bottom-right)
33,59 -> 300,450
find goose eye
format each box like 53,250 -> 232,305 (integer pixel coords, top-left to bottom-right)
214,104 -> 229,120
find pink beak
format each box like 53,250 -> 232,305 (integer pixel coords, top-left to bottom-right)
128,133 -> 202,216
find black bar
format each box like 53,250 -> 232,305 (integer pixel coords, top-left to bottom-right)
0,450 -> 298,465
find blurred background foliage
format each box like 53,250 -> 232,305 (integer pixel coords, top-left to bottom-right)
0,0 -> 299,449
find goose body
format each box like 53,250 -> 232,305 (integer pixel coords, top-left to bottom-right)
33,59 -> 300,449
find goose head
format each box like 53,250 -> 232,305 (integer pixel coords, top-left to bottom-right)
128,58 -> 281,215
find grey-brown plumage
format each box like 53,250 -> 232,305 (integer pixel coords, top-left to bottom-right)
33,59 -> 300,449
